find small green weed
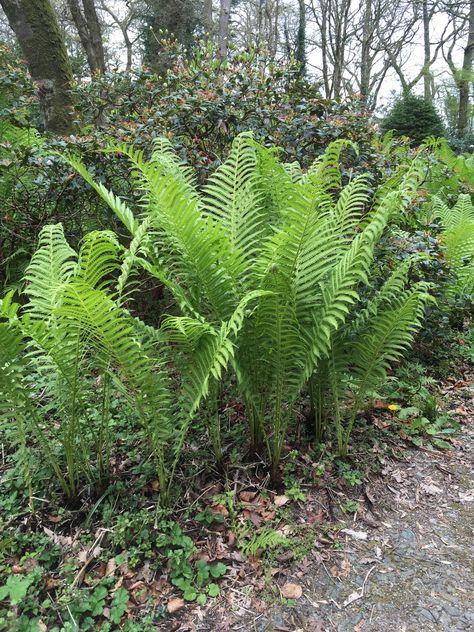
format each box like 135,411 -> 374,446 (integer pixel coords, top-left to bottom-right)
397,406 -> 459,449
156,520 -> 227,604
337,462 -> 364,487
341,500 -> 360,514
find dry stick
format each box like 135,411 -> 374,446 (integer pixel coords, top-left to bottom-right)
362,564 -> 377,596
72,528 -> 107,588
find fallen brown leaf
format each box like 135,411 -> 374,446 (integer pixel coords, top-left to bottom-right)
274,495 -> 290,507
340,558 -> 351,578
167,597 -> 185,614
281,582 -> 303,599
240,490 -> 257,502
105,558 -> 116,577
11,565 -> 24,574
47,515 -> 62,523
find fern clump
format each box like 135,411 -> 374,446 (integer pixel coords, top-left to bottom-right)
55,133 -> 429,479
431,194 -> 474,301
0,224 -> 242,504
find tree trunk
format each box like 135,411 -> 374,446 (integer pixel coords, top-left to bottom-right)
123,27 -> 132,72
332,0 -> 351,99
359,0 -> 372,106
296,0 -> 306,75
203,0 -> 213,38
256,0 -> 264,49
218,0 -> 231,59
319,1 -> 331,97
0,0 -> 74,134
272,0 -> 280,57
66,0 -> 105,74
422,0 -> 432,101
457,0 -> 474,137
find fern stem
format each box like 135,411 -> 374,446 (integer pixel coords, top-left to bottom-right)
98,372 -> 111,484
208,380 -> 223,468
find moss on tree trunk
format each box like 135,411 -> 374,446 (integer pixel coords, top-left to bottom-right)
0,0 -> 75,134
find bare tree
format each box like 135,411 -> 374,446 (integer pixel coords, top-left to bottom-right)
453,0 -> 474,136
0,0 -> 74,133
218,0 -> 231,58
380,1 -> 451,102
232,1 -> 300,60
356,0 -> 421,108
66,0 -> 105,73
309,0 -> 358,99
99,0 -> 142,71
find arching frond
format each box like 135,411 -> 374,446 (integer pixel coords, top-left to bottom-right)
57,152 -> 139,236
350,289 -> 429,391
150,137 -> 196,188
433,193 -> 474,229
433,194 -> 474,300
201,132 -> 264,261
77,230 -> 120,290
0,321 -> 69,495
304,139 -> 358,193
23,224 -> 77,319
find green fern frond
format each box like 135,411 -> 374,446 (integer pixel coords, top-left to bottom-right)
0,321 -> 70,495
23,224 -> 77,319
0,122 -> 42,149
117,216 -> 152,301
56,281 -> 174,458
150,137 -> 196,188
240,528 -> 286,557
348,257 -> 417,334
282,161 -> 304,182
301,198 -> 392,382
329,174 -> 370,235
433,194 -> 474,300
305,139 -> 358,193
351,289 -> 428,390
0,290 -> 21,320
57,152 -> 139,236
132,166 -> 245,318
202,132 -> 264,260
433,193 -> 474,229
77,231 -> 120,290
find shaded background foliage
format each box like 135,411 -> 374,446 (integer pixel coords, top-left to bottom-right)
0,43 -> 383,291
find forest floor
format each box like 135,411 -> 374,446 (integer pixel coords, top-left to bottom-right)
184,375 -> 474,632
3,370 -> 472,631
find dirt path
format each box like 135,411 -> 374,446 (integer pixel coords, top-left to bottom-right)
215,379 -> 474,632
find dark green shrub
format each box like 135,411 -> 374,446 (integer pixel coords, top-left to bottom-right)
71,44 -> 380,179
382,93 -> 445,146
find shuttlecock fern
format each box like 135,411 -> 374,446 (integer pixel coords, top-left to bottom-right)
432,194 -> 474,300
57,133 -> 428,478
310,258 -> 431,455
2,219 -> 246,504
